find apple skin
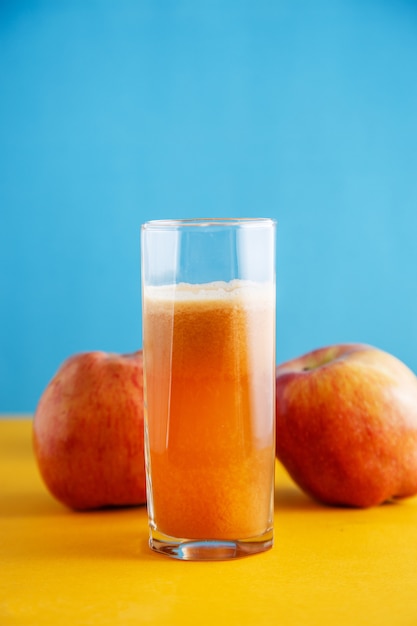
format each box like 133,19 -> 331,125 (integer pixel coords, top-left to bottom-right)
33,350 -> 146,510
276,343 -> 417,508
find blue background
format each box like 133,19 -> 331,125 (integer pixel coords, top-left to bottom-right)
1,0 -> 417,413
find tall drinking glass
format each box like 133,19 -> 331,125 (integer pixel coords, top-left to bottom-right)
141,218 -> 276,560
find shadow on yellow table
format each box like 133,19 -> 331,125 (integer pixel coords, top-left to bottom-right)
1,417 -> 417,626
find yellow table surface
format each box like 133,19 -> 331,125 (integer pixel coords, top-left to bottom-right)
1,418 -> 417,626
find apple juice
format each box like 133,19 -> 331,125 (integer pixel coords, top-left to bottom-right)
143,279 -> 275,541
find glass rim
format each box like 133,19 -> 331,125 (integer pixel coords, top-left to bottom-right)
142,217 -> 276,230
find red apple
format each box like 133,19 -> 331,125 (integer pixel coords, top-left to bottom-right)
33,350 -> 146,510
276,343 -> 417,507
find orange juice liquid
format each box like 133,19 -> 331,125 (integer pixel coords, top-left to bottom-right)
143,280 -> 275,540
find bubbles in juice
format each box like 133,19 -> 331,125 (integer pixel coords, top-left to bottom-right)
143,280 -> 275,540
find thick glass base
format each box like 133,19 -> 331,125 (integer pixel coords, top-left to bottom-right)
148,527 -> 273,561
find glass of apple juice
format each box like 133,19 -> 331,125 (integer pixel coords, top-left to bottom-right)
141,218 -> 276,560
